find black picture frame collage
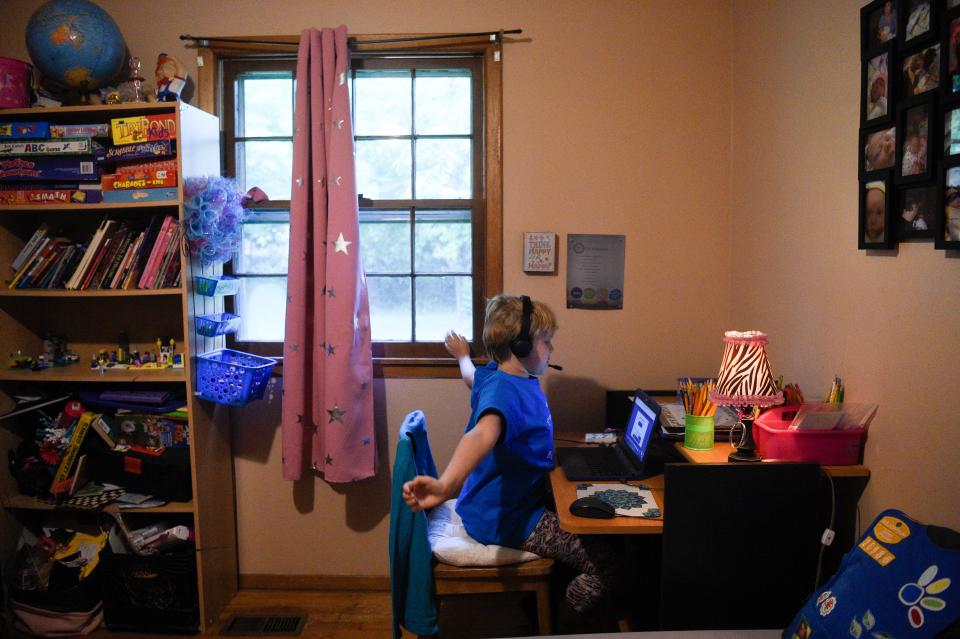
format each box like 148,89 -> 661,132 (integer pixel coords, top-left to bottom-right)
859,0 -> 960,250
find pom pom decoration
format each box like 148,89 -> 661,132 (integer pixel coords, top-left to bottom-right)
182,177 -> 251,265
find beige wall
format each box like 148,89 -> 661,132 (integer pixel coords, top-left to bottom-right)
731,0 -> 960,532
1,0 -> 953,579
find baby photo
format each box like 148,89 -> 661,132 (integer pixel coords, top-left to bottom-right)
905,0 -> 931,42
947,168 -> 960,242
950,17 -> 960,95
946,108 -> 960,157
866,0 -> 898,48
902,44 -> 940,95
899,185 -> 935,235
864,126 -> 896,171
863,180 -> 888,244
901,106 -> 929,177
865,53 -> 889,120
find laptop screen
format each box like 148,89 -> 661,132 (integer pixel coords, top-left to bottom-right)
623,390 -> 659,462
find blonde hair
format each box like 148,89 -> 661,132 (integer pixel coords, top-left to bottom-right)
482,294 -> 558,363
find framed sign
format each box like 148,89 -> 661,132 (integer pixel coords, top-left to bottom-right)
566,234 -> 625,310
522,232 -> 557,273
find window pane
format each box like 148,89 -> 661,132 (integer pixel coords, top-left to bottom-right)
239,221 -> 290,274
415,138 -> 471,199
415,276 -> 472,341
415,210 -> 471,274
236,277 -> 287,342
239,76 -> 293,136
356,139 -> 412,199
359,210 -> 410,274
415,70 -> 471,135
368,276 -> 412,341
237,141 -> 292,200
354,70 -> 411,136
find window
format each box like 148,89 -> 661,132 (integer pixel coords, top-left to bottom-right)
210,36 -> 502,377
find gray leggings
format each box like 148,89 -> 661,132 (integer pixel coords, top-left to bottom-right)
520,510 -> 624,613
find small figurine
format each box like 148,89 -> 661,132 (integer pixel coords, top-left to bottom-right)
155,53 -> 187,102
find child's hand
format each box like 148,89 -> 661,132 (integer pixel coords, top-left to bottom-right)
402,476 -> 448,512
444,331 -> 470,359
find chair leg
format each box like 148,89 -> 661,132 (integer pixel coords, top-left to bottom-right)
535,582 -> 552,636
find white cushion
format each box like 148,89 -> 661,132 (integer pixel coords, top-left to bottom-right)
426,499 -> 541,567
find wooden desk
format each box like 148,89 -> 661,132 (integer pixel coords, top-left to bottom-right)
550,434 -> 871,535
672,442 -> 871,479
549,465 -> 665,535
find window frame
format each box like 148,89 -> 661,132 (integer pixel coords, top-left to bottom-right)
198,34 -> 503,378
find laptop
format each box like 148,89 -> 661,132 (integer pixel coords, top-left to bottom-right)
557,389 -> 669,481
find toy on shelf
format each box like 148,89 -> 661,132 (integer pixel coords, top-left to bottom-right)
90,334 -> 184,373
155,53 -> 186,102
7,335 -> 80,371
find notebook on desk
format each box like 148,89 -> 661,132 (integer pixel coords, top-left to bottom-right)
557,388 -> 679,481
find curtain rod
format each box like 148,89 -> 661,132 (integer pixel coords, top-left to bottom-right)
179,29 -> 522,48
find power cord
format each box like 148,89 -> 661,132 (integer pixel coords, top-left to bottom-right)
814,469 -> 837,590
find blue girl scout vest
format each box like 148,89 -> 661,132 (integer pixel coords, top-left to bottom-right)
785,509 -> 960,639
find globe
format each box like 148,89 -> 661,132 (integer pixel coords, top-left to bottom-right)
25,0 -> 126,93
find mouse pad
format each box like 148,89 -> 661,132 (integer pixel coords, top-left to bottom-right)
575,482 -> 661,518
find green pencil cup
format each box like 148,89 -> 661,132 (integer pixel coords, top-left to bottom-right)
684,414 -> 715,451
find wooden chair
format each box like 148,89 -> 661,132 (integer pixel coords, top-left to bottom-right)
391,410 -> 554,638
431,557 -> 554,636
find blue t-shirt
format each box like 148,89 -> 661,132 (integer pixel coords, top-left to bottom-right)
455,362 -> 555,547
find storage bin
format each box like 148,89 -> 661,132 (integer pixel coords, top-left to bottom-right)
100,549 -> 199,633
194,312 -> 241,337
195,349 -> 275,407
754,406 -> 865,465
193,274 -> 240,297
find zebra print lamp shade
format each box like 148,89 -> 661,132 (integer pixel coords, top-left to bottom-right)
709,331 -> 783,462
709,331 -> 784,408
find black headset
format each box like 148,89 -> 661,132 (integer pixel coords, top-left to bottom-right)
509,295 -> 534,358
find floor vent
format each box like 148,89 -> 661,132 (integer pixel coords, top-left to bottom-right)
219,613 -> 307,636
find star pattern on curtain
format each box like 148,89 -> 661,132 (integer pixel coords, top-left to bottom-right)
327,404 -> 346,423
333,232 -> 351,254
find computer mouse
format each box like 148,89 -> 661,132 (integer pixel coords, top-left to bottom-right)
569,496 -> 616,519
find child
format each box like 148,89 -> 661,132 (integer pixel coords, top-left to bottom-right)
405,295 -> 625,622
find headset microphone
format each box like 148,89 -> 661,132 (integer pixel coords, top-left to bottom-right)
548,363 -> 563,371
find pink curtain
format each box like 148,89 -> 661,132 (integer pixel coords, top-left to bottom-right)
281,26 -> 376,482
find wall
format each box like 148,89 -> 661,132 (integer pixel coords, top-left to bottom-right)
731,0 -> 960,532
3,0 -> 733,578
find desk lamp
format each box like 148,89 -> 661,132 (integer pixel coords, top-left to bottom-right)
708,330 -> 783,462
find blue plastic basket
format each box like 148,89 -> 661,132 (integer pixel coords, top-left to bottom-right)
195,312 -> 242,337
195,349 -> 275,406
194,275 -> 240,297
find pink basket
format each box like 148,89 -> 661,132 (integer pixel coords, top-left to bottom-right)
754,406 -> 865,465
0,57 -> 32,109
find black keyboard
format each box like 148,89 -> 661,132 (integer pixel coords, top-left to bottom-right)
571,446 -> 629,475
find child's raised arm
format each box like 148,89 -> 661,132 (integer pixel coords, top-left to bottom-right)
444,330 -> 475,389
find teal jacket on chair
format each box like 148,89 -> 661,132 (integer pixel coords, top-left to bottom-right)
389,410 -> 439,639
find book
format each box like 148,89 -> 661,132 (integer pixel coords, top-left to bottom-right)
11,223 -> 48,272
79,224 -> 121,290
51,411 -> 96,495
65,217 -> 110,289
8,237 -> 50,288
123,215 -> 162,289
90,414 -> 119,448
138,215 -> 175,289
113,232 -> 143,289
